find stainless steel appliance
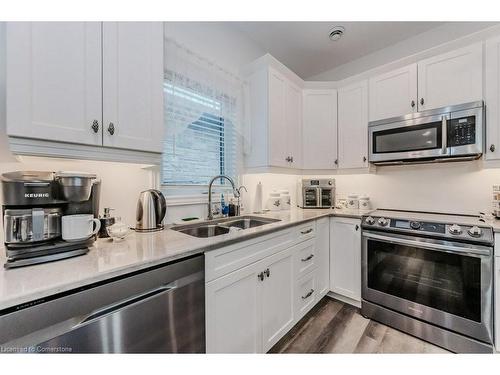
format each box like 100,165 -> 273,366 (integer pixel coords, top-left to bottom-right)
361,209 -> 494,353
1,171 -> 100,268
0,255 -> 205,353
135,189 -> 166,232
368,101 -> 484,165
297,178 -> 335,208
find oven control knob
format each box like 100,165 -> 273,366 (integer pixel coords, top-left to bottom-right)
378,218 -> 389,227
410,221 -> 421,230
468,226 -> 482,237
365,216 -> 375,225
449,224 -> 462,235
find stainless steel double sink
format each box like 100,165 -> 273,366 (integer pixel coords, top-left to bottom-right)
171,216 -> 281,238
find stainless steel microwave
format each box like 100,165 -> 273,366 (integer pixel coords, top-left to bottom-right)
368,101 -> 484,165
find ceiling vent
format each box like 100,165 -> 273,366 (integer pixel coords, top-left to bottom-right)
328,26 -> 345,42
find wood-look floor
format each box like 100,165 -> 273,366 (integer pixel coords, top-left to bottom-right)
269,297 -> 450,354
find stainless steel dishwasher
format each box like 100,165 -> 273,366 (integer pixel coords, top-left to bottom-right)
0,255 -> 205,353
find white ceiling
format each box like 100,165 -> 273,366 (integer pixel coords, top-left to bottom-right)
230,22 -> 447,79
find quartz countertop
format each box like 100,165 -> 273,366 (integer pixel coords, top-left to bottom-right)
0,208 -> 370,311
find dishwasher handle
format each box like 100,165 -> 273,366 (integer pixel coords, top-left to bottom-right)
76,284 -> 177,328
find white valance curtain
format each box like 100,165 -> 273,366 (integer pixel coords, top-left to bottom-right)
164,38 -> 248,150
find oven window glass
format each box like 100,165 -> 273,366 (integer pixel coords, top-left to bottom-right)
321,189 -> 332,207
304,188 -> 318,207
373,121 -> 442,154
367,239 -> 481,322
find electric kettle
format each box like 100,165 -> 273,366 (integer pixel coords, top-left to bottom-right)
135,189 -> 166,232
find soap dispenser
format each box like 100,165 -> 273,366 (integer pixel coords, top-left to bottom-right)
98,207 -> 116,238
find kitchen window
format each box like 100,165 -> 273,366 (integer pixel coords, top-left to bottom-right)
162,38 -> 245,196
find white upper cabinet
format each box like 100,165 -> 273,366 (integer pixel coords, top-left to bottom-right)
285,81 -> 303,168
337,80 -> 369,169
485,36 -> 500,160
368,64 -> 417,121
268,69 -> 288,167
246,64 -> 302,169
102,22 -> 164,152
417,43 -> 483,111
6,22 -> 102,146
302,89 -> 338,169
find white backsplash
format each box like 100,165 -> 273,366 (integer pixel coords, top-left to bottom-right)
241,160 -> 500,217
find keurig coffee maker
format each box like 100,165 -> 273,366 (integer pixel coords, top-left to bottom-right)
1,171 -> 100,268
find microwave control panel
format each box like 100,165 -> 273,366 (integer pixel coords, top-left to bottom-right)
447,115 -> 476,147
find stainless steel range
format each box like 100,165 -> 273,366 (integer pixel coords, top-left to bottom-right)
361,209 -> 494,353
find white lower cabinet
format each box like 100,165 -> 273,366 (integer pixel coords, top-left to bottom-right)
495,257 -> 500,352
261,248 -> 295,352
205,260 -> 263,353
329,217 -> 362,302
205,218 -> 330,353
315,217 -> 330,298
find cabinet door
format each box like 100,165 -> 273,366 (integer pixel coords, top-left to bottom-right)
261,248 -> 295,352
6,22 -> 102,145
205,260 -> 263,353
286,81 -> 303,168
315,217 -> 330,298
330,218 -> 361,301
302,90 -> 338,169
369,64 -> 417,121
495,257 -> 500,352
268,68 -> 288,167
417,43 -> 483,111
485,36 -> 500,160
102,22 -> 164,152
338,80 -> 369,169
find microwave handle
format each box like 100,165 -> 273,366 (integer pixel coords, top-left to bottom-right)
441,115 -> 448,154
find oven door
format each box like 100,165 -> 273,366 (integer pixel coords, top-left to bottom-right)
362,230 -> 493,344
369,114 -> 450,163
303,187 -> 319,208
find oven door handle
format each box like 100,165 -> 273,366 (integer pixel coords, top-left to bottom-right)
441,115 -> 448,154
363,231 -> 492,257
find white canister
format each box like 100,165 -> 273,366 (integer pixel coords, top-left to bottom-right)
359,195 -> 371,210
266,191 -> 282,211
347,194 -> 359,210
279,189 -> 291,210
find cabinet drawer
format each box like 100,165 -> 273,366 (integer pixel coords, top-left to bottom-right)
293,239 -> 316,278
293,221 -> 316,242
295,270 -> 317,320
205,228 -> 294,281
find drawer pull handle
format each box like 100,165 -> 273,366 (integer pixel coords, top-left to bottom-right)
300,228 -> 313,235
301,254 -> 314,262
302,289 -> 314,300
257,272 -> 264,281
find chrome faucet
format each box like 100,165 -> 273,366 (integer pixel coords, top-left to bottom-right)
207,175 -> 240,220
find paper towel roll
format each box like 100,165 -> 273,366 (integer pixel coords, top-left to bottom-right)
253,181 -> 263,213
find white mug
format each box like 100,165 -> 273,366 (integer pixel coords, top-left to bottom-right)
62,214 -> 101,242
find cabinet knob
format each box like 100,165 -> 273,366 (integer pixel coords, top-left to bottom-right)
355,225 -> 359,231
290,156 -> 294,163
420,98 -> 424,106
285,156 -> 291,162
257,272 -> 264,282
264,268 -> 270,278
363,156 -> 367,162
411,100 -> 416,108
490,144 -> 496,152
334,159 -> 338,166
107,122 -> 115,135
91,120 -> 99,133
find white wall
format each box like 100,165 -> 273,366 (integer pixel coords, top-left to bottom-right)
0,156 -> 153,244
164,22 -> 265,76
241,161 -> 500,217
309,22 -> 500,82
